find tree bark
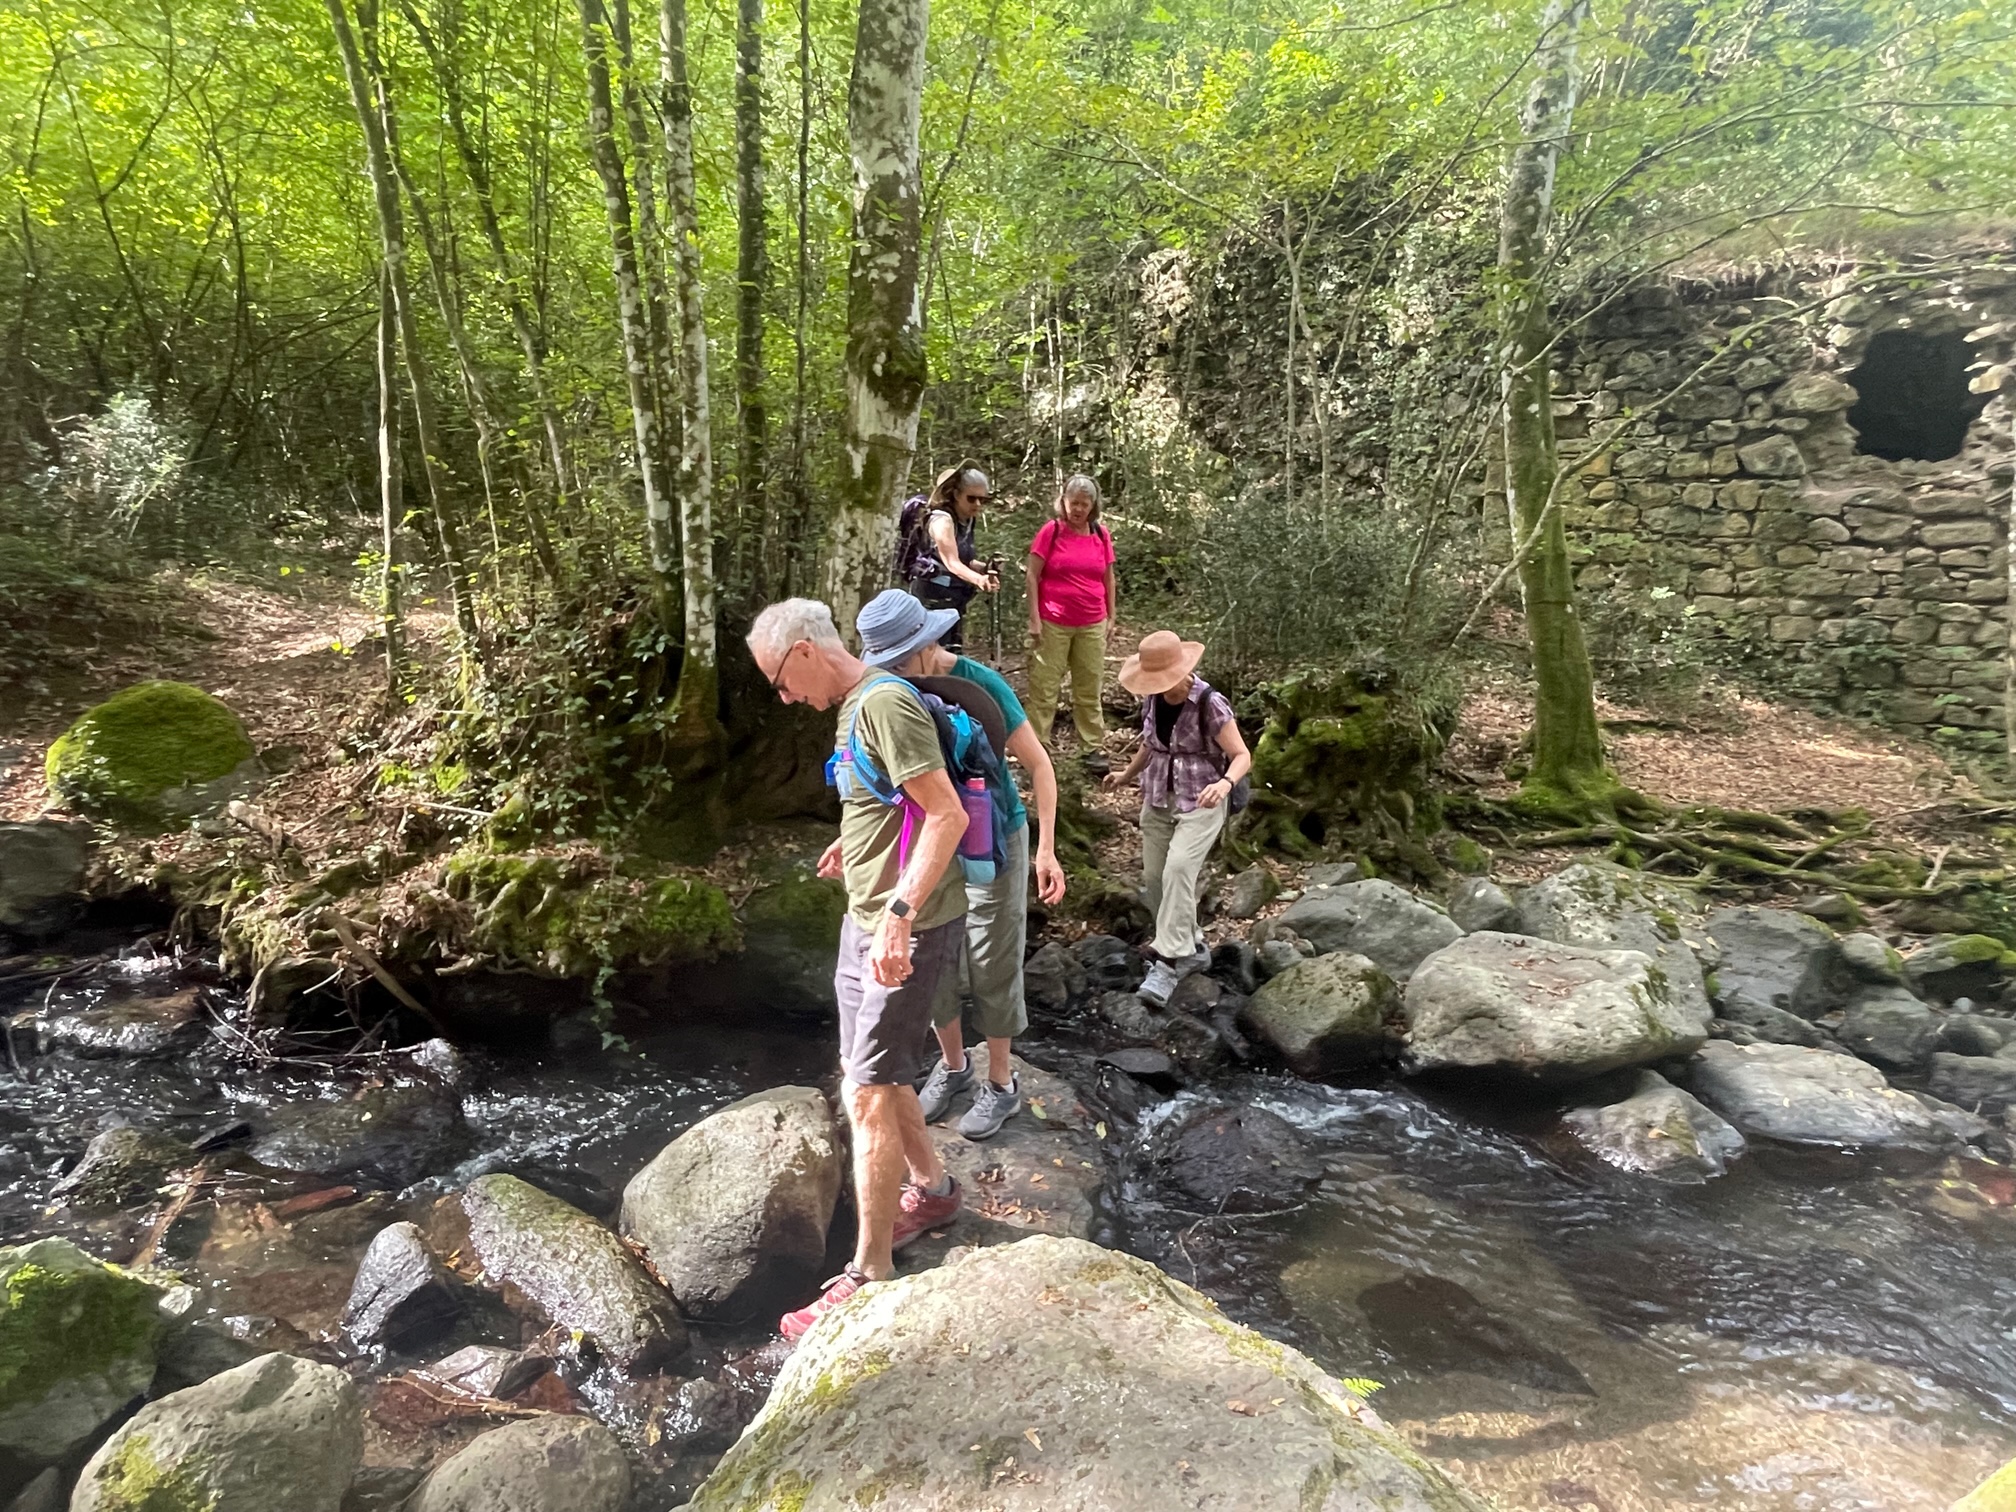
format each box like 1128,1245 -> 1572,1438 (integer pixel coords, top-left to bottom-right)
578,0 -> 678,628
1498,0 -> 1608,804
733,0 -> 769,585
659,0 -> 722,743
375,261 -> 405,689
612,0 -> 680,481
820,0 -> 930,638
327,0 -> 481,645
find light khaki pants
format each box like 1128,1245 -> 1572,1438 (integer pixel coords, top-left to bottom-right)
1139,800 -> 1226,961
931,824 -> 1029,1040
1027,619 -> 1108,747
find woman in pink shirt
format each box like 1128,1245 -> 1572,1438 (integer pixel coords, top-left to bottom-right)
1025,474 -> 1117,771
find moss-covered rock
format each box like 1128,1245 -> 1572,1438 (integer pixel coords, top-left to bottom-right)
741,874 -> 847,1008
0,1238 -> 163,1466
440,849 -> 739,976
1956,1456 -> 2016,1512
46,681 -> 256,826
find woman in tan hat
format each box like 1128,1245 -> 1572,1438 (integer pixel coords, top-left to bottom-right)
1104,630 -> 1252,1007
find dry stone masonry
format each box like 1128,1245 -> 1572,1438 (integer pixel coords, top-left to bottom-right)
1558,253 -> 2016,748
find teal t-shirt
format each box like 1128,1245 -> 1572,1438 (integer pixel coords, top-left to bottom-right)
951,655 -> 1029,834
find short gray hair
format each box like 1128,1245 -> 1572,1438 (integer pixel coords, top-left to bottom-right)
747,598 -> 843,659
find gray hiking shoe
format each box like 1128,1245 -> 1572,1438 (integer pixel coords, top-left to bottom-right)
918,1057 -> 975,1123
1138,960 -> 1181,1008
959,1074 -> 1022,1140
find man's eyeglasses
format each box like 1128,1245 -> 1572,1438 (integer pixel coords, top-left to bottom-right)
768,639 -> 805,694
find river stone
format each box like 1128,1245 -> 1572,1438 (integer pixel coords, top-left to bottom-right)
1927,1053 -> 2016,1118
72,1353 -> 362,1512
1686,1040 -> 1955,1151
406,1415 -> 630,1512
1403,932 -> 1710,1083
1513,861 -> 1713,1007
45,680 -> 259,827
1254,936 -> 1310,982
341,1222 -> 462,1353
1279,880 -> 1461,982
1705,905 -> 1847,1021
1902,935 -> 2016,1003
1219,867 -> 1278,920
1209,939 -> 1258,995
1073,933 -> 1143,993
620,1086 -> 841,1322
1022,941 -> 1086,1013
52,1125 -> 193,1208
1244,951 -> 1400,1076
0,1238 -> 162,1466
1447,877 -> 1518,934
5,1468 -> 59,1512
149,1314 -> 266,1397
1713,999 -> 1830,1048
1147,1101 -> 1323,1213
686,1235 -> 1491,1512
461,1174 -> 686,1374
1835,986 -> 1939,1072
416,1344 -> 551,1402
739,875 -> 846,1010
0,821 -> 88,943
1562,1070 -> 1745,1182
1955,1454 -> 2016,1512
1838,932 -> 1904,984
1938,1015 -> 2016,1057
250,1083 -> 466,1189
36,988 -> 207,1059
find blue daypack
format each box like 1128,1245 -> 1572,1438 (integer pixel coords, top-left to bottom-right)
828,673 -> 1013,884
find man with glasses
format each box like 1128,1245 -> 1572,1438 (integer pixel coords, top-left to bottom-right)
747,597 -> 968,1341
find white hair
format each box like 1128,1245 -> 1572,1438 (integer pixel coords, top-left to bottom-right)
747,598 -> 843,659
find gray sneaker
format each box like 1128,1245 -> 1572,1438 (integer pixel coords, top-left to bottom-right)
959,1074 -> 1022,1140
918,1057 -> 975,1123
1138,960 -> 1181,1008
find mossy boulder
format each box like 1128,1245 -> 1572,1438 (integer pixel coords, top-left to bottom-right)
46,681 -> 257,825
686,1235 -> 1491,1512
440,848 -> 739,977
0,1238 -> 164,1467
1245,951 -> 1402,1076
741,873 -> 847,1008
1957,1456 -> 2016,1512
71,1352 -> 363,1512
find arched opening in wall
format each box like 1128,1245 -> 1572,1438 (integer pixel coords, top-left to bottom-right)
1846,329 -> 1989,462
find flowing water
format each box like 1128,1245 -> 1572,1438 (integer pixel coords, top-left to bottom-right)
6,934 -> 2016,1511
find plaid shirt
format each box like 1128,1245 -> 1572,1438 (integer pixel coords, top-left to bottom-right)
1139,681 -> 1235,814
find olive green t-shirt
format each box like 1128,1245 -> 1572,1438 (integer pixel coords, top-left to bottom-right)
836,674 -> 968,932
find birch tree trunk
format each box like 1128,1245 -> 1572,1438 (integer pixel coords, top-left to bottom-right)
612,0 -> 680,478
327,0 -> 481,645
578,0 -> 678,629
1498,0 -> 1609,806
375,262 -> 404,689
821,0 -> 929,637
659,0 -> 721,742
733,0 -> 769,581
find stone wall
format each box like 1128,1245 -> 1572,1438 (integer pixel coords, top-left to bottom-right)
1557,254 -> 2016,749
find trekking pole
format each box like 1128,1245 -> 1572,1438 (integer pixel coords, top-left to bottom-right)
987,553 -> 1004,664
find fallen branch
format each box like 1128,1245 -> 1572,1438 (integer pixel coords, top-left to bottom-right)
322,913 -> 450,1039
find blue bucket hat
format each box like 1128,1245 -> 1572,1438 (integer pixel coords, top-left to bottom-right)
858,589 -> 960,669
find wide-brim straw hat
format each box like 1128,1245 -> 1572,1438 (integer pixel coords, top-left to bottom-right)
1119,630 -> 1206,696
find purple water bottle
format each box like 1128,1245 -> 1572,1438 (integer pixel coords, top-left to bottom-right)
958,777 -> 996,883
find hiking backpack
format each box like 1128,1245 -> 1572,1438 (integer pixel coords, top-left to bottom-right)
893,494 -> 940,582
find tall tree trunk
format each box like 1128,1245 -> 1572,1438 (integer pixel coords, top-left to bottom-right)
612,0 -> 680,479
578,0 -> 678,629
733,0 -> 768,585
396,0 -> 566,582
327,0 -> 481,645
375,262 -> 405,689
787,0 -> 811,595
820,0 -> 929,637
659,0 -> 721,743
1498,0 -> 1607,804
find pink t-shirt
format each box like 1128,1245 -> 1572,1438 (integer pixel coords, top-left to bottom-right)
1030,519 -> 1114,627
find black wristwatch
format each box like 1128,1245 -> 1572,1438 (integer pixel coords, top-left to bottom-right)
887,897 -> 913,920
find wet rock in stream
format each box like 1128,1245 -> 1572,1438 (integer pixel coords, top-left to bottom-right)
1279,879 -> 1461,982
405,1414 -> 630,1512
1147,1101 -> 1322,1213
0,820 -> 89,945
1688,1039 -> 1958,1151
341,1221 -> 465,1353
1704,904 -> 1848,1022
1563,1069 -> 1746,1182
1357,1272 -> 1597,1397
250,1083 -> 467,1190
34,986 -> 209,1059
51,1124 -> 195,1208
1837,985 -> 1941,1072
1244,950 -> 1400,1076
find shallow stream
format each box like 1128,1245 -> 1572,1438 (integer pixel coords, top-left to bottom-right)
5,932 -> 2015,1510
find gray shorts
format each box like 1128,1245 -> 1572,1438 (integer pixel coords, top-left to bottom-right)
835,913 -> 966,1086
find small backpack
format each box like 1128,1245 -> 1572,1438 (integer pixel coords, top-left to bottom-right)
893,494 -> 940,582
828,674 -> 1011,883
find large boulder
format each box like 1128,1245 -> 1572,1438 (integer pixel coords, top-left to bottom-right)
1835,986 -> 1939,1073
0,821 -> 88,944
1686,1040 -> 1955,1152
1514,861 -> 1713,1006
341,1222 -> 463,1353
1244,951 -> 1400,1076
619,1086 -> 842,1321
685,1235 -> 1492,1512
1704,905 -> 1846,1022
1145,1102 -> 1324,1214
1402,932 -> 1710,1082
461,1174 -> 686,1374
406,1416 -> 630,1512
71,1353 -> 362,1512
1446,877 -> 1518,935
0,1239 -> 162,1468
1712,1000 -> 1830,1048
1279,880 -> 1461,982
739,874 -> 846,1009
1901,935 -> 2016,1004
1562,1070 -> 1745,1182
1927,1053 -> 2016,1118
45,680 -> 258,826
35,987 -> 207,1059
250,1083 -> 466,1189
1956,1456 -> 2016,1512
